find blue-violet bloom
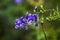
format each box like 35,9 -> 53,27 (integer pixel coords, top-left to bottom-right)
34,6 -> 38,12
15,0 -> 23,4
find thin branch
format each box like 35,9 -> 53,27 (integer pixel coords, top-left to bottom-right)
41,22 -> 47,40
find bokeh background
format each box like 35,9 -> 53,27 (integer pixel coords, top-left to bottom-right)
0,0 -> 60,40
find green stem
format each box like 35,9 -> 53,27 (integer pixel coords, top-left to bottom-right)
36,25 -> 40,40
41,23 -> 47,40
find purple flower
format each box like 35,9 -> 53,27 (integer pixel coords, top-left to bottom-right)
26,13 -> 38,21
15,17 -> 28,30
34,6 -> 38,12
15,6 -> 39,30
15,19 -> 21,29
33,14 -> 38,22
20,17 -> 27,24
19,17 -> 27,28
26,13 -> 34,24
26,13 -> 32,19
15,25 -> 19,29
26,12 -> 29,19
26,13 -> 34,20
15,0 -> 23,4
15,19 -> 20,25
20,23 -> 25,28
28,20 -> 33,25
26,13 -> 39,25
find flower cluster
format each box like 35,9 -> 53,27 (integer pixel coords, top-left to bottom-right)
26,12 -> 39,25
15,17 -> 28,30
15,6 -> 39,30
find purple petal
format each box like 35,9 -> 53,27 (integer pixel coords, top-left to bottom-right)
28,20 -> 33,25
15,19 -> 20,25
26,12 -> 29,19
20,23 -> 25,28
34,6 -> 38,12
15,25 -> 19,29
25,26 -> 28,30
15,19 -> 19,23
15,0 -> 23,4
20,17 -> 27,23
33,14 -> 38,22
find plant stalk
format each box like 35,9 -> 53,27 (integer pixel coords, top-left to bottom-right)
41,23 -> 47,40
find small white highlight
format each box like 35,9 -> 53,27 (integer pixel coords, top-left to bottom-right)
35,6 -> 37,9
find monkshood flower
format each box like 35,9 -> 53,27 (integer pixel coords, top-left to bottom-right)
15,0 -> 23,4
15,13 -> 39,30
34,6 -> 38,12
15,17 -> 28,30
15,19 -> 20,29
26,12 -> 39,26
15,6 -> 39,30
20,17 -> 27,24
33,14 -> 38,22
26,12 -> 38,21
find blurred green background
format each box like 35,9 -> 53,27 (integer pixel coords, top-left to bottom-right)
0,0 -> 60,40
